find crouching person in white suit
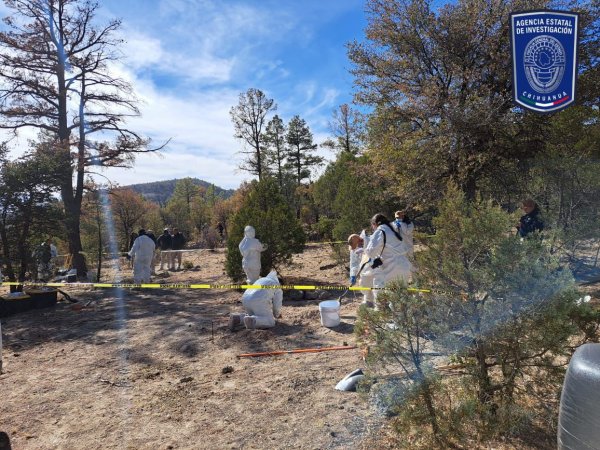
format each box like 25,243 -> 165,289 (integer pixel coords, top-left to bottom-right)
229,270 -> 283,330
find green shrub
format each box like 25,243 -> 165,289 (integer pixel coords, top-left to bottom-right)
225,178 -> 305,281
356,183 -> 596,445
312,217 -> 335,242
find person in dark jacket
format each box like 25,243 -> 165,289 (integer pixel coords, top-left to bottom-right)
34,238 -> 54,281
216,222 -> 225,245
157,228 -> 173,271
517,199 -> 544,237
128,232 -> 138,268
171,228 -> 186,270
129,232 -> 138,248
146,230 -> 158,274
146,229 -> 157,245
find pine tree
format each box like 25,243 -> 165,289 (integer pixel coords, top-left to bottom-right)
285,116 -> 323,186
321,104 -> 365,155
263,115 -> 288,189
230,88 -> 276,180
0,144 -> 63,283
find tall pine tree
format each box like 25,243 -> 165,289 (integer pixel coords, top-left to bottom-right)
285,115 -> 323,186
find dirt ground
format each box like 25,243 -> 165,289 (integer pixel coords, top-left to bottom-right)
0,244 -> 387,450
2,244 -> 600,450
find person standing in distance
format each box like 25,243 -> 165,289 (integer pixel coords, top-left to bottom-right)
157,228 -> 173,271
239,225 -> 267,284
517,199 -> 544,237
127,229 -> 155,283
171,228 -> 186,270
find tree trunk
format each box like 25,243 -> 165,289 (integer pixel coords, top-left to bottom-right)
96,218 -> 102,282
474,339 -> 493,405
0,225 -> 19,292
16,213 -> 32,282
55,39 -> 87,278
256,141 -> 262,181
62,186 -> 87,278
464,175 -> 477,201
415,366 -> 441,439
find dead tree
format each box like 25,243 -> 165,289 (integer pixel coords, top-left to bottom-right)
0,0 -> 162,277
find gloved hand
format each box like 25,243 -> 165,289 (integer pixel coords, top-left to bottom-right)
126,254 -> 131,260
350,276 -> 357,286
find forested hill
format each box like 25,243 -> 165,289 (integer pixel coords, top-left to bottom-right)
127,178 -> 235,205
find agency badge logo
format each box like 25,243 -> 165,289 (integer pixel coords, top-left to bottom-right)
510,10 -> 579,113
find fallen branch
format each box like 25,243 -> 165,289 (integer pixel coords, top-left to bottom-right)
55,288 -> 78,303
237,346 -> 357,358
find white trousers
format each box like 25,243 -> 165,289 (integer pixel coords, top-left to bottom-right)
242,297 -> 276,328
243,264 -> 261,285
133,256 -> 153,283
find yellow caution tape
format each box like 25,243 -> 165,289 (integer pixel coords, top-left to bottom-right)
0,281 -> 448,294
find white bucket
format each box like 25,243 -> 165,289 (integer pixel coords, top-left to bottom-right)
319,300 -> 341,327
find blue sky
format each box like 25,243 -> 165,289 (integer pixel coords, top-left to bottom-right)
0,0 -> 367,189
73,0 -> 368,189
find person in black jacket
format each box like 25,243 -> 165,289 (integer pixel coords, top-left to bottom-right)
146,229 -> 157,245
171,228 -> 186,270
146,229 -> 158,274
128,232 -> 138,268
517,199 -> 544,237
157,228 -> 173,271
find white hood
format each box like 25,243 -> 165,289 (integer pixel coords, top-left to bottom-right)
266,269 -> 279,284
244,225 -> 256,239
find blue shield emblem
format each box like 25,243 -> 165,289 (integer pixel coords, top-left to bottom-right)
510,10 -> 579,113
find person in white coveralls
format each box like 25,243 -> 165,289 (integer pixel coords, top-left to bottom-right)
365,213 -> 412,308
228,270 -> 283,330
238,225 -> 267,284
347,231 -> 375,306
127,229 -> 155,284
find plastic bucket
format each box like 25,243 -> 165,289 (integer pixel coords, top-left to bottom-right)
319,300 -> 341,327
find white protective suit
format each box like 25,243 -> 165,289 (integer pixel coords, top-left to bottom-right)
349,231 -> 374,304
394,219 -> 415,257
365,224 -> 412,303
239,226 -> 267,284
128,234 -> 156,283
241,270 -> 283,329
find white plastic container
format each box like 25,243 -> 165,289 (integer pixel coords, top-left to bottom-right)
319,300 -> 341,327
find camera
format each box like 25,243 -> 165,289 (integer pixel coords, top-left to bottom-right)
371,257 -> 383,269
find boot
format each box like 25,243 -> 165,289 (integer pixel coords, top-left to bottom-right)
243,315 -> 257,330
228,313 -> 246,331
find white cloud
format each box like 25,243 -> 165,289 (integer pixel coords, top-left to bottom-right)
101,151 -> 243,189
304,88 -> 340,121
111,0 -> 309,86
95,64 -> 246,188
121,33 -> 163,69
119,28 -> 234,84
97,55 -> 342,189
